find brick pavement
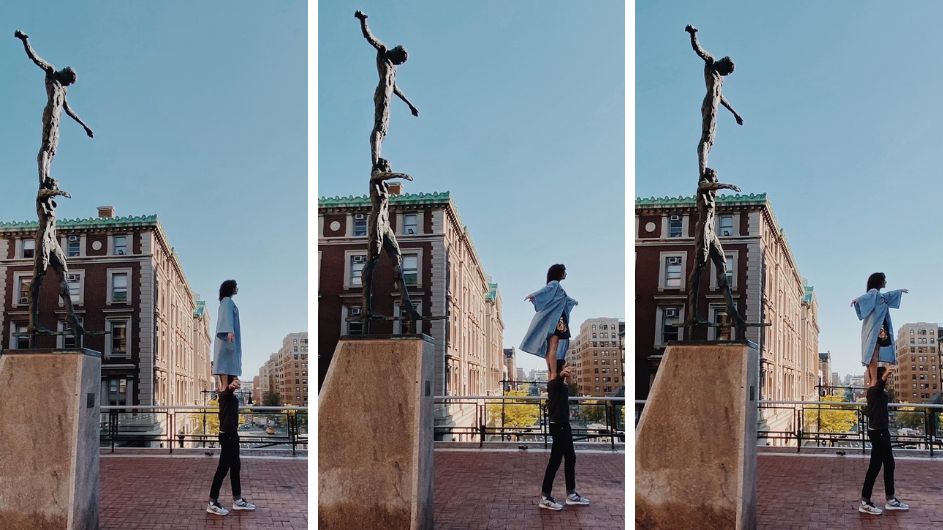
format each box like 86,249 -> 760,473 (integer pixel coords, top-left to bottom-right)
759,451 -> 943,530
434,448 -> 626,530
100,454 -> 307,530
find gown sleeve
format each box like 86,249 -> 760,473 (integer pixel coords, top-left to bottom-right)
530,282 -> 560,312
216,298 -> 234,339
883,289 -> 903,309
854,289 -> 878,321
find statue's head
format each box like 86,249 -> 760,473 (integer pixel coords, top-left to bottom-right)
56,67 -> 77,86
387,45 -> 408,65
701,167 -> 718,183
42,176 -> 59,190
374,157 -> 392,172
715,57 -> 735,76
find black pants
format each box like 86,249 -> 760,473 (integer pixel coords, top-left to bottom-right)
861,428 -> 895,501
210,432 -> 241,501
541,423 -> 575,497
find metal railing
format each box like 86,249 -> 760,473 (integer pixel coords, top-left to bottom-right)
635,399 -> 943,455
100,405 -> 308,455
434,395 -> 625,449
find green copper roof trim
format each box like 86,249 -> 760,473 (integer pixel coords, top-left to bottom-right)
318,191 -> 451,208
0,214 -> 159,231
635,193 -> 768,208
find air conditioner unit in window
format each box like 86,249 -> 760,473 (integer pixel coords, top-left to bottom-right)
353,255 -> 366,263
68,235 -> 80,242
67,274 -> 80,282
665,309 -> 679,318
667,257 -> 682,265
350,307 -> 362,316
669,214 -> 682,221
354,213 -> 366,221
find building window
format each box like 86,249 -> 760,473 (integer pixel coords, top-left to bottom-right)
353,214 -> 367,237
58,317 -> 85,349
22,239 -> 34,258
11,323 -> 29,349
402,255 -> 419,286
719,215 -> 734,237
106,378 -> 131,406
404,214 -> 418,235
17,277 -> 31,305
349,255 -> 366,287
111,273 -> 128,303
668,215 -> 682,238
63,272 -> 83,305
67,236 -> 81,257
659,307 -> 681,344
665,257 -> 682,288
107,321 -> 129,358
345,306 -> 363,336
113,235 -> 128,255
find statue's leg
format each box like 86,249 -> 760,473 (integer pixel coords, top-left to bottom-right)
371,99 -> 389,169
710,241 -> 745,327
383,230 -> 420,332
685,251 -> 709,326
361,232 -> 384,319
52,251 -> 84,341
37,146 -> 52,185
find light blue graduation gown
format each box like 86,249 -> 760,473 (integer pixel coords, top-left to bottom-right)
854,288 -> 902,366
213,297 -> 242,376
520,281 -> 578,361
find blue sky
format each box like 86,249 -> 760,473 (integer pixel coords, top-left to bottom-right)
636,1 -> 943,378
0,2 -> 307,380
318,1 -> 626,372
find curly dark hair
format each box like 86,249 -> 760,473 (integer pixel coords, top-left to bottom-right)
546,264 -> 566,284
218,279 -> 238,301
866,272 -> 886,292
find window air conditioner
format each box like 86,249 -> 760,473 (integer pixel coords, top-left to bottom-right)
665,309 -> 679,318
350,307 -> 362,316
353,255 -> 366,263
669,214 -> 681,222
354,214 -> 366,221
68,236 -> 80,243
667,257 -> 682,265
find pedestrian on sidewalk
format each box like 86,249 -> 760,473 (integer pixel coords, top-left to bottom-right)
859,365 -> 909,515
207,374 -> 256,516
521,264 -> 578,381
539,360 -> 590,511
851,272 -> 907,387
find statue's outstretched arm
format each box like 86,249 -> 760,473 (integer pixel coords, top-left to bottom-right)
355,11 -> 385,51
393,84 -> 419,116
38,188 -> 71,200
63,100 -> 94,138
684,25 -> 713,62
698,180 -> 740,193
720,96 -> 743,125
372,170 -> 413,182
14,31 -> 54,73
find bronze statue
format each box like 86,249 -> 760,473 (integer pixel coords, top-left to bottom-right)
15,30 -> 92,342
685,25 -> 742,177
685,168 -> 745,328
361,158 -> 421,330
29,177 -> 84,337
355,11 -> 418,170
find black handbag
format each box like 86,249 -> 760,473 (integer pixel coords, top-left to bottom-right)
877,316 -> 891,347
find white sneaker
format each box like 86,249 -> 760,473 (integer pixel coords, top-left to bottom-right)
566,492 -> 590,505
859,500 -> 882,515
207,501 -> 229,516
233,498 -> 256,511
539,496 -> 563,511
885,497 -> 909,511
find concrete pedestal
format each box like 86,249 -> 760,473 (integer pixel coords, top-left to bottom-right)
0,349 -> 102,530
318,335 -> 434,530
636,342 -> 758,530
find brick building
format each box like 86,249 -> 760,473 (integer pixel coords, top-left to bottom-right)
0,208 -> 211,408
892,322 -> 941,403
255,332 -> 309,406
318,191 -> 503,439
566,317 -> 625,397
635,193 -> 819,435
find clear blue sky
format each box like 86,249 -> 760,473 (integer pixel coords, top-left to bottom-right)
0,2 -> 307,380
318,1 -> 626,372
636,1 -> 943,379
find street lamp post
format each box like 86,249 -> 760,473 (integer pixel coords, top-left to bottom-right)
199,382 -> 216,448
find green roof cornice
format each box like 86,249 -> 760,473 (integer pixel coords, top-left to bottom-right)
635,193 -> 768,209
0,214 -> 159,232
318,191 -> 451,209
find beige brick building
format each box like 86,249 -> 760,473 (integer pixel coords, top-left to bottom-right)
566,317 -> 624,396
256,332 -> 309,406
892,322 -> 941,403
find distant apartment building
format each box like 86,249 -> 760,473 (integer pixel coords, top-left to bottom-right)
892,322 -> 941,403
318,191 -> 504,440
0,208 -> 211,407
635,193 -> 819,437
502,348 -> 516,385
256,332 -> 309,406
565,317 -> 625,397
817,351 -> 832,396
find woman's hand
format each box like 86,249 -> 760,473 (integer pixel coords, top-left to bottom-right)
524,294 -> 534,302
850,299 -> 858,307
902,289 -> 909,294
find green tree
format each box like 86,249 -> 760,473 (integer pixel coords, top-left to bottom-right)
487,390 -> 539,428
804,396 -> 856,434
894,406 -> 925,430
578,399 -> 607,423
567,381 -> 580,397
263,392 -> 282,406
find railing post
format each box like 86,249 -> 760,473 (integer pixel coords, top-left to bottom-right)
110,409 -> 117,453
169,410 -> 174,455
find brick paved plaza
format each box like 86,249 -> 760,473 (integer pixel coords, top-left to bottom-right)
759,451 -> 943,529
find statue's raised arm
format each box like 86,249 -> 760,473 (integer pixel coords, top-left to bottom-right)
14,31 -> 54,73
684,25 -> 713,63
355,11 -> 385,51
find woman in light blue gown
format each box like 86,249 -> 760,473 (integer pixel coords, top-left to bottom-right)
213,279 -> 242,387
520,264 -> 578,381
851,272 -> 907,387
